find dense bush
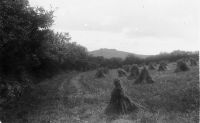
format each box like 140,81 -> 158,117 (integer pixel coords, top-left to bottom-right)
123,55 -> 144,65
91,51 -> 198,70
145,50 -> 199,64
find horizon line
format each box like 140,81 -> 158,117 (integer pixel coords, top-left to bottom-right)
88,48 -> 199,56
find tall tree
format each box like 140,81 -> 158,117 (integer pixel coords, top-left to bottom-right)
0,0 -> 54,76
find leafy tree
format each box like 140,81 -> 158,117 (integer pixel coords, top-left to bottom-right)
0,0 -> 54,77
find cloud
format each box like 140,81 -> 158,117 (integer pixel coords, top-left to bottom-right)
29,0 -> 199,54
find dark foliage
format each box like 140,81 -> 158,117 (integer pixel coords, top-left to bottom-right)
94,51 -> 199,70
0,0 -> 89,104
145,50 -> 199,64
123,55 -> 144,65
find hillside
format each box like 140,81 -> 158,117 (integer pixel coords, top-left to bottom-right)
89,48 -> 149,59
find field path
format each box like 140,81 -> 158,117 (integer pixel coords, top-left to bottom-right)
70,74 -> 83,94
5,71 -> 136,123
66,73 -> 105,123
26,72 -> 105,123
23,72 -> 78,123
4,72 -> 80,123
2,65 -> 199,123
66,73 -> 136,123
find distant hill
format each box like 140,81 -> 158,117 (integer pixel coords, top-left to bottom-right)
89,48 -> 149,59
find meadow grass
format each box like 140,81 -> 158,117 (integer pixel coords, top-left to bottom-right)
77,63 -> 199,123
1,63 -> 198,123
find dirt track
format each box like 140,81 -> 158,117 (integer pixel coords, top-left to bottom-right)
1,72 -> 148,123
21,72 -> 106,123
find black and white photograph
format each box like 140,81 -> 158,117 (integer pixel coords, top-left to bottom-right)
0,0 -> 199,122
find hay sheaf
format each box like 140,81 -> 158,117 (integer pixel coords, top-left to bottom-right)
117,69 -> 127,77
175,60 -> 190,72
95,67 -> 109,78
128,65 -> 140,79
105,79 -> 138,115
134,67 -> 154,84
122,65 -> 131,72
158,62 -> 167,71
158,65 -> 166,71
148,64 -> 155,70
190,58 -> 197,66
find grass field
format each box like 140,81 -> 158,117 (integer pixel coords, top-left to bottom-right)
1,63 -> 199,123
71,63 -> 199,123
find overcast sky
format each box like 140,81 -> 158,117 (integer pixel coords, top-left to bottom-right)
29,0 -> 199,55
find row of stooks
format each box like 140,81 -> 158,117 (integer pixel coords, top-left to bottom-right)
96,65 -> 154,84
104,59 -> 198,116
96,58 -> 197,84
